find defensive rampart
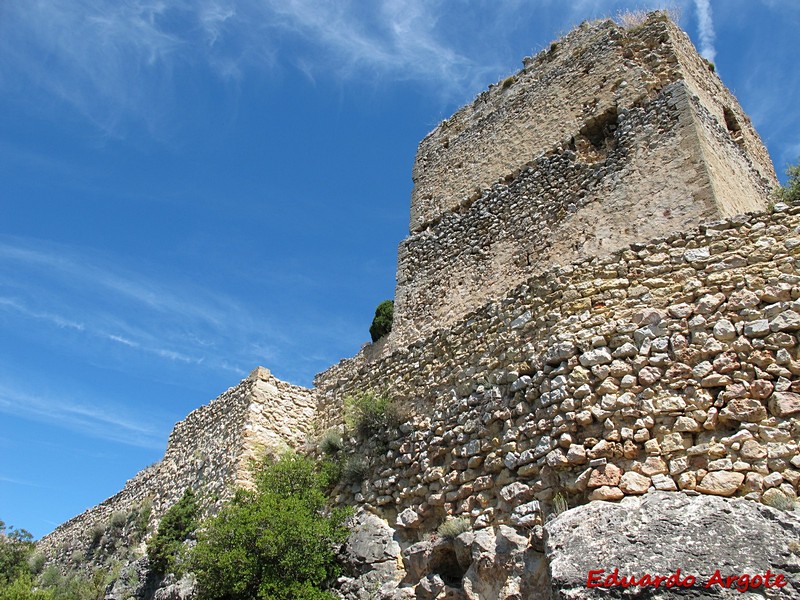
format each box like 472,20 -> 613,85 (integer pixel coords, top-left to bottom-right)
317,203 -> 800,528
37,369 -> 316,568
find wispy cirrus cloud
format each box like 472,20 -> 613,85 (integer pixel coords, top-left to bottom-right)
0,475 -> 52,489
693,0 -> 716,63
0,383 -> 164,449
0,236 -> 270,377
0,0 -> 503,135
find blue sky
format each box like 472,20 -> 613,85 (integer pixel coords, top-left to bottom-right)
1,1 -> 798,538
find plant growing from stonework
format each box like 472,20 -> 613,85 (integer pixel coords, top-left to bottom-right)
437,516 -> 470,541
369,300 -> 394,343
344,391 -> 401,438
552,492 -> 568,517
147,488 -> 198,576
319,429 -> 343,456
341,455 -> 368,484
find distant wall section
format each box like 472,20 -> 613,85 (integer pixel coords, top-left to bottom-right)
38,369 -> 316,569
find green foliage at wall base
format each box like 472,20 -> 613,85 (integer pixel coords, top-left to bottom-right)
190,453 -> 350,600
147,488 -> 198,576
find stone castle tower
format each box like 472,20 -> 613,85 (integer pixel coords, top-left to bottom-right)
391,13 -> 777,345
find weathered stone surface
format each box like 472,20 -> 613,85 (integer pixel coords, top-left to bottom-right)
152,574 -> 197,600
396,508 -> 422,529
545,492 -> 800,598
342,511 -> 402,568
696,471 -> 745,497
769,392 -> 800,417
720,398 -> 768,422
618,471 -> 650,495
587,464 -> 622,488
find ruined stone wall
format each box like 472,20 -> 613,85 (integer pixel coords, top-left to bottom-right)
393,13 -> 777,346
409,14 -> 774,232
393,82 -> 721,344
38,368 -> 316,567
316,203 -> 800,530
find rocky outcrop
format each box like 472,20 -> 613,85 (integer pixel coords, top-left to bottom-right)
337,510 -> 403,600
337,491 -> 799,599
546,491 -> 800,598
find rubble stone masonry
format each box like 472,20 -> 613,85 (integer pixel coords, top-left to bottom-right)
317,203 -> 800,528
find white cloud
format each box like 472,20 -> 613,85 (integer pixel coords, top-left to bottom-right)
0,383 -> 164,449
693,0 -> 716,63
0,236 -> 270,375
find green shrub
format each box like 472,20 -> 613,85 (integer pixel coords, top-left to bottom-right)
135,498 -> 152,537
437,516 -> 470,541
0,573 -> 54,600
190,453 -> 350,600
110,511 -> 127,529
775,161 -> 800,204
0,520 -> 34,587
319,430 -> 343,456
341,456 -> 368,484
26,553 -> 45,576
147,489 -> 198,576
89,523 -> 105,547
344,391 -> 401,438
369,300 -> 393,342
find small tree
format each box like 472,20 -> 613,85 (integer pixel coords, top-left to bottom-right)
147,489 -> 198,576
190,454 -> 350,600
0,521 -> 35,587
775,161 -> 800,204
369,300 -> 394,342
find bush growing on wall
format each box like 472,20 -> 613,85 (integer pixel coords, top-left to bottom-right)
369,300 -> 393,342
775,161 -> 800,204
344,391 -> 401,438
147,488 -> 198,576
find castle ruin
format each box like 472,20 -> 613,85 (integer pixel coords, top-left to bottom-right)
391,13 -> 776,345
39,13 -> 800,600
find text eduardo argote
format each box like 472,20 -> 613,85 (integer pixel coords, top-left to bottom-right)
586,568 -> 789,593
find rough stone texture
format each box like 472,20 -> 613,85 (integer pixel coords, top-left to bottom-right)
545,491 -> 800,598
317,203 -> 800,530
39,368 -> 316,572
337,511 -> 403,600
390,13 -> 777,345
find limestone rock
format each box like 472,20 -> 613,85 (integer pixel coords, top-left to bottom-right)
338,510 -> 403,600
619,471 -> 650,495
545,492 -> 800,598
769,392 -> 800,417
695,471 -> 745,497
